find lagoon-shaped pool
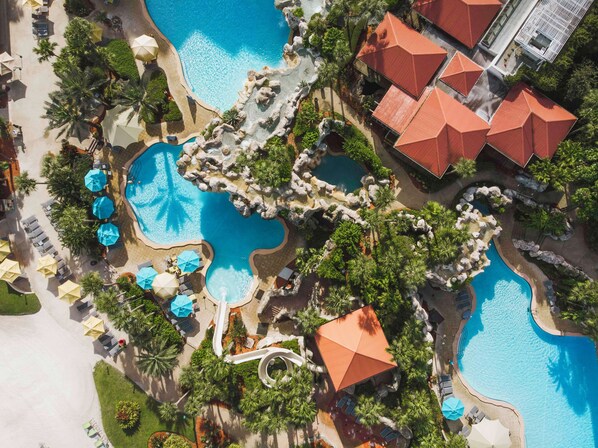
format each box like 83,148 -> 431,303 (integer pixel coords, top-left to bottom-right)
125,142 -> 285,304
312,153 -> 366,193
458,242 -> 598,448
145,0 -> 289,111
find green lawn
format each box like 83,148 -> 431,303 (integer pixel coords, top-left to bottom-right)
0,281 -> 41,315
93,362 -> 195,448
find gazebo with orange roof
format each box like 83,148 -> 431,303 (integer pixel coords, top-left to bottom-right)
357,13 -> 447,98
487,83 -> 577,167
315,305 -> 397,391
439,51 -> 483,97
413,0 -> 502,49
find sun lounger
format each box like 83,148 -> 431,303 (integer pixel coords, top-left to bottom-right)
474,410 -> 486,423
86,427 -> 98,437
29,229 -> 45,240
137,261 -> 153,269
40,242 -> 55,254
440,374 -> 451,383
32,234 -> 48,246
83,421 -> 92,430
95,440 -> 106,448
441,387 -> 453,397
336,395 -> 349,409
457,290 -> 469,298
456,295 -> 470,303
108,345 -> 121,357
380,427 -> 392,437
459,425 -> 472,437
384,432 -> 399,442
462,310 -> 472,319
457,302 -> 471,311
22,216 -> 38,228
77,301 -> 92,313
466,406 -> 479,421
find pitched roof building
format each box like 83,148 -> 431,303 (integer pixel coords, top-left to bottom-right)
394,88 -> 490,177
487,83 -> 577,166
413,0 -> 503,49
314,306 -> 397,391
357,13 -> 447,98
439,51 -> 484,96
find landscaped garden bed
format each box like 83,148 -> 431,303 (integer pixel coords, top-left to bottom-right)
0,281 -> 40,315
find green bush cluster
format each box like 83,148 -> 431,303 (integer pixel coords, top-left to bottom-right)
293,100 -> 321,137
64,0 -> 94,17
235,136 -> 295,188
341,128 -> 391,179
280,339 -> 300,354
114,400 -> 141,430
163,434 -> 191,448
141,71 -> 182,124
106,39 -> 140,82
301,129 -> 319,149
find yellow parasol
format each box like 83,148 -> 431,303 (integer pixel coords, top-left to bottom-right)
58,280 -> 81,304
90,23 -> 103,44
0,239 -> 11,262
152,272 -> 179,299
131,35 -> 159,62
0,259 -> 21,283
21,0 -> 43,8
82,316 -> 105,340
36,255 -> 58,278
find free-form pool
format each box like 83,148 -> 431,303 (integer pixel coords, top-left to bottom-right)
458,242 -> 598,448
145,0 -> 289,111
312,153 -> 366,193
125,142 -> 285,304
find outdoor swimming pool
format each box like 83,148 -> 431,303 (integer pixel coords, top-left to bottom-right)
312,153 -> 366,193
125,142 -> 285,304
458,242 -> 598,448
145,0 -> 289,111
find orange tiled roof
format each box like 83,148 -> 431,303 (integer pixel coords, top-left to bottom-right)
372,86 -> 432,135
439,52 -> 483,96
357,13 -> 447,98
315,306 -> 397,391
413,0 -> 502,49
487,83 -> 577,167
394,87 -> 490,177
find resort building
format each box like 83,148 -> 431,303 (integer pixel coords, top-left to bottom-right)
486,82 -> 577,167
480,0 -> 594,77
314,306 -> 397,391
439,51 -> 484,97
413,0 -> 503,49
356,12 -> 447,98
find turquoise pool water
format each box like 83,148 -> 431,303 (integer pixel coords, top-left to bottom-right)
125,142 -> 285,304
312,153 -> 366,193
145,0 -> 289,111
458,243 -> 598,448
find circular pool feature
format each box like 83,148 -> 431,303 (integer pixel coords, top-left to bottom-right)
312,152 -> 367,193
145,0 -> 289,111
125,141 -> 285,304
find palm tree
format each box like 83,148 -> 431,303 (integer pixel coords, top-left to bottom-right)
201,353 -> 233,382
56,66 -> 108,109
14,171 -> 39,196
355,395 -> 386,427
114,81 -> 157,122
347,253 -> 376,290
295,306 -> 326,336
80,272 -> 105,298
452,157 -> 477,178
323,285 -> 353,316
317,60 -> 340,116
43,92 -> 93,139
374,185 -> 394,211
33,39 -> 58,63
158,402 -> 178,423
136,339 -> 179,377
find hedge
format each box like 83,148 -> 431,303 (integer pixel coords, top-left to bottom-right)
106,39 -> 140,82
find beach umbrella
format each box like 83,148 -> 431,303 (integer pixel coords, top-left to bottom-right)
21,0 -> 42,9
90,22 -> 103,44
97,223 -> 120,247
82,316 -> 105,340
131,35 -> 159,62
84,169 -> 107,192
92,196 -> 115,220
0,259 -> 21,283
177,250 -> 201,273
58,280 -> 81,304
441,397 -> 464,420
102,105 -> 143,149
36,255 -> 58,278
0,239 -> 11,262
152,272 -> 179,299
468,419 -> 511,448
0,52 -> 14,76
170,294 -> 193,318
136,266 -> 158,290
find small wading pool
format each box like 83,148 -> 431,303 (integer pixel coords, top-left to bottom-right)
125,142 -> 285,304
312,153 -> 367,193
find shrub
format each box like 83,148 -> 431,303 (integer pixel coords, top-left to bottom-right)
280,339 -> 300,354
114,400 -> 141,430
141,71 -> 182,124
293,100 -> 321,136
163,100 -> 183,122
322,27 -> 345,57
342,133 -> 391,179
149,433 -> 168,448
64,0 -> 93,17
106,39 -> 140,81
231,314 -> 247,344
163,434 -> 191,448
301,129 -> 319,149
293,7 -> 304,17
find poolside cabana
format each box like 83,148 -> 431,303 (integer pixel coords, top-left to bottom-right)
314,305 -> 397,391
468,418 -> 511,448
84,169 -> 107,193
0,259 -> 21,283
132,35 -> 159,62
152,272 -> 179,299
36,255 -> 58,278
82,316 -> 105,340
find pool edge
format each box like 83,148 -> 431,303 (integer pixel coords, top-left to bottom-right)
120,137 -> 290,308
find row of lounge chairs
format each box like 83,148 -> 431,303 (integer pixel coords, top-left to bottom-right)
32,0 -> 50,39
466,405 -> 486,424
439,374 -> 454,399
22,215 -> 71,281
76,301 -> 122,357
83,419 -> 109,447
456,290 -> 472,320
